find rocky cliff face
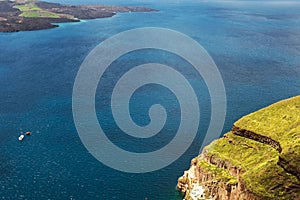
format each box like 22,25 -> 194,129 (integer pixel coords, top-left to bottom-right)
178,96 -> 300,200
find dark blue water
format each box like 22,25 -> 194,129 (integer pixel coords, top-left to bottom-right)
1,1 -> 300,199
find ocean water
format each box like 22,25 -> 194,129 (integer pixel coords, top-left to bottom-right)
0,0 -> 300,199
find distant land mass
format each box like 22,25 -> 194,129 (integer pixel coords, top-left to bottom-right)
0,0 -> 156,32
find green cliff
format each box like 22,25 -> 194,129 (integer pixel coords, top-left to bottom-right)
178,96 -> 300,200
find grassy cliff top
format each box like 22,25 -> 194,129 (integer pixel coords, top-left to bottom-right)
235,95 -> 300,178
234,96 -> 300,148
202,96 -> 300,199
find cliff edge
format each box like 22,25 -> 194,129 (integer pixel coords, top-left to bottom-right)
178,96 -> 300,200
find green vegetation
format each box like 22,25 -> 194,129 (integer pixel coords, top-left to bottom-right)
197,96 -> 300,199
20,11 -> 60,18
197,159 -> 238,185
235,96 -> 300,146
206,132 -> 278,172
14,3 -> 60,18
14,3 -> 41,12
235,96 -> 300,180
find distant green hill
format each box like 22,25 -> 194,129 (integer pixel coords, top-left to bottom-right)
0,0 -> 155,32
14,2 -> 62,18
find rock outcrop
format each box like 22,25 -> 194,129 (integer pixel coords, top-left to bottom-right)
178,96 -> 300,200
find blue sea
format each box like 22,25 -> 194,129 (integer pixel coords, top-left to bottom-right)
0,0 -> 300,199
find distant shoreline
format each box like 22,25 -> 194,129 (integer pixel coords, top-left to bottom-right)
0,0 -> 156,32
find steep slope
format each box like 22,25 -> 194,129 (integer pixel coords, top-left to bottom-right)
178,96 -> 300,200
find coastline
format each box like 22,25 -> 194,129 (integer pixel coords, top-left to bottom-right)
177,96 -> 300,200
0,0 -> 156,32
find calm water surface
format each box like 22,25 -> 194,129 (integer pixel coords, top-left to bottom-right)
0,0 -> 300,199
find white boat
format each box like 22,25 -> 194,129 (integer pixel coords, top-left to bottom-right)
18,135 -> 24,141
